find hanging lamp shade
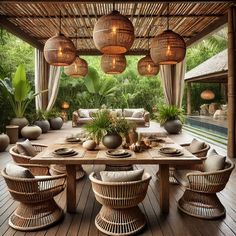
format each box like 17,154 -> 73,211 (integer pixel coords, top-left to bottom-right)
93,10 -> 135,54
200,90 -> 215,100
101,54 -> 126,74
44,33 -> 76,66
150,30 -> 186,65
64,57 -> 88,78
138,55 -> 159,76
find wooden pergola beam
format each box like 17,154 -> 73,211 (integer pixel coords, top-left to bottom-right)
0,16 -> 44,50
5,14 -> 224,20
76,49 -> 149,56
186,14 -> 228,47
1,0 -> 235,3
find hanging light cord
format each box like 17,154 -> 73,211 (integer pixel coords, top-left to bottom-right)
113,2 -> 115,11
167,3 -> 169,30
59,10 -> 62,34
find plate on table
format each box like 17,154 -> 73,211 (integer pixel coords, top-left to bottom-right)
159,147 -> 180,154
66,137 -> 82,143
159,151 -> 184,157
106,149 -> 128,156
106,152 -> 132,158
53,148 -> 74,155
55,151 -> 78,157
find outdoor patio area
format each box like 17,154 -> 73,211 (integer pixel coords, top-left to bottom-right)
0,121 -> 236,236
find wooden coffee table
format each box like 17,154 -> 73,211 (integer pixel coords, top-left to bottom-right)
30,141 -> 201,214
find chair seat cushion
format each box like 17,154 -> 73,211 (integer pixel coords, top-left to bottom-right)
100,169 -> 144,182
204,154 -> 226,172
174,169 -> 202,187
6,163 -> 34,178
16,139 -> 37,157
189,138 -> 205,153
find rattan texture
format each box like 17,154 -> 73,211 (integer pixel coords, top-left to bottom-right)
137,55 -> 159,76
44,33 -> 76,66
50,164 -> 86,180
101,54 -> 126,74
89,172 -> 151,235
64,57 -> 88,78
176,161 -> 235,219
93,10 -> 134,54
9,143 -> 48,164
1,165 -> 67,231
150,29 -> 186,65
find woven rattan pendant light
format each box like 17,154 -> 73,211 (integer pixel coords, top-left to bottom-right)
138,55 -> 159,76
93,4 -> 134,54
64,31 -> 88,78
138,31 -> 159,76
201,90 -> 215,100
150,4 -> 186,65
44,13 -> 76,66
101,54 -> 126,74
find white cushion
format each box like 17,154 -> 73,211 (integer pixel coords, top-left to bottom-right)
207,149 -> 218,157
204,155 -> 226,172
100,169 -> 144,182
189,139 -> 205,153
6,163 -> 34,178
16,139 -> 36,157
132,111 -> 144,118
78,109 -> 90,118
123,108 -> 144,117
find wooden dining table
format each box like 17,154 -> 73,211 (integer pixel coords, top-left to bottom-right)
30,138 -> 201,214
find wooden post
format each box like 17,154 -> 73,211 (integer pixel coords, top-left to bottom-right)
187,82 -> 192,115
227,6 -> 236,159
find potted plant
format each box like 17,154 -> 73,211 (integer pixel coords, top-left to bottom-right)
0,64 -> 46,134
84,109 -> 134,149
47,109 -> 63,130
33,110 -> 50,133
156,104 -> 185,134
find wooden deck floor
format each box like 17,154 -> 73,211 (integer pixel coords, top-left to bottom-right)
0,122 -> 236,236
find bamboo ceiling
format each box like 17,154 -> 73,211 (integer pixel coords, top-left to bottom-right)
0,1 -> 234,54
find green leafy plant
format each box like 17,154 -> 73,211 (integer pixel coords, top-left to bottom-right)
46,108 -> 61,119
84,109 -> 134,143
0,64 -> 46,118
156,104 -> 185,126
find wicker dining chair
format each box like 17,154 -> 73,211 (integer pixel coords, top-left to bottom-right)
181,142 -> 210,158
2,164 -> 67,231
175,160 -> 235,219
9,143 -> 48,164
89,172 -> 151,236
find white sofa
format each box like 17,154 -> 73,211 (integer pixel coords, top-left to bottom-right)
72,108 -> 150,127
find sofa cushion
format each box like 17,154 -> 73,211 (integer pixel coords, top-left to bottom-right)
88,109 -> 99,117
16,139 -> 37,157
189,138 -> 205,153
113,109 -> 122,117
78,109 -> 90,118
100,169 -> 144,182
125,117 -> 145,123
123,108 -> 144,117
132,111 -> 144,118
6,163 -> 35,178
204,154 -> 226,172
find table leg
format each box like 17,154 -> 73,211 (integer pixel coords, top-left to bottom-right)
159,164 -> 169,214
66,165 -> 76,213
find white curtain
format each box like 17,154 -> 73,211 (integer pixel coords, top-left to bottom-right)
34,49 -> 61,111
46,66 -> 61,111
159,58 -> 186,108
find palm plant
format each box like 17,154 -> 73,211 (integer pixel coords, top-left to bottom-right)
156,104 -> 185,126
0,64 -> 46,118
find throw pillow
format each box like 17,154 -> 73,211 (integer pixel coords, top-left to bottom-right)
123,109 -> 134,117
78,109 -> 90,118
100,169 -> 144,182
16,139 -> 37,157
132,111 -> 143,118
6,163 -> 35,178
207,149 -> 218,157
204,155 -> 226,172
189,138 -> 205,153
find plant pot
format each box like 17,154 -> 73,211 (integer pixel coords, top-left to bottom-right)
164,119 -> 182,134
34,120 -> 50,133
6,125 -> 19,144
21,125 -> 42,140
102,133 -> 123,149
49,117 -> 63,130
0,133 -> 10,152
10,117 -> 29,136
